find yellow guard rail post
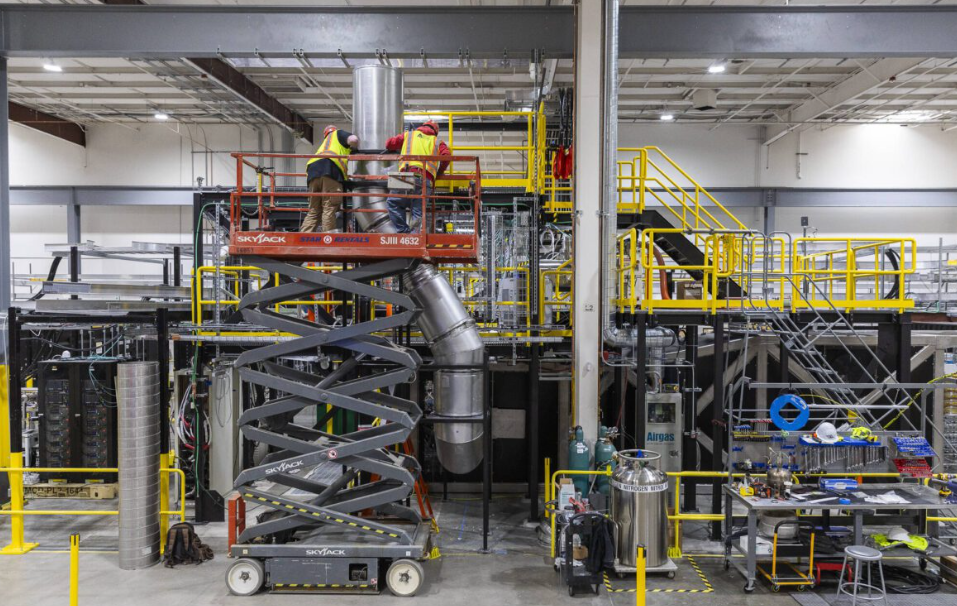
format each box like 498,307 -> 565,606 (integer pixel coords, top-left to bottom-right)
70,533 -> 80,606
635,545 -> 647,606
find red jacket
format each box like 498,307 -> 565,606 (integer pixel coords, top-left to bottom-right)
385,126 -> 451,182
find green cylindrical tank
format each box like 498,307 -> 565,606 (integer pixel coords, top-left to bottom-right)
567,426 -> 590,495
594,425 -> 619,495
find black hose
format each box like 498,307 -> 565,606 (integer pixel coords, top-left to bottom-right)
881,564 -> 940,594
884,248 -> 901,300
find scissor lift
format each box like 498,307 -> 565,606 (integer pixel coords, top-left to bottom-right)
224,153 -> 481,597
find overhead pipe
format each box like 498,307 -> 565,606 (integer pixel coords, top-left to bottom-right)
352,65 -> 485,474
600,0 -> 629,350
596,0 -> 676,363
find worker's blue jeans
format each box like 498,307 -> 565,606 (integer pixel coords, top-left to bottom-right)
387,175 -> 433,234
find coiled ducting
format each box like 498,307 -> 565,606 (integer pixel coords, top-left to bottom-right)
353,66 -> 486,474
116,361 -> 161,570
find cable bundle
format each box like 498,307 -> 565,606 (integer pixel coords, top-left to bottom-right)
882,565 -> 940,594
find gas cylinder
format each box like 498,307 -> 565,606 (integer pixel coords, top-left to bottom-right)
594,426 -> 618,495
567,426 -> 590,495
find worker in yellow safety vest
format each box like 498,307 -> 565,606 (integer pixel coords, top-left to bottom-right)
384,121 -> 450,233
301,125 -> 360,232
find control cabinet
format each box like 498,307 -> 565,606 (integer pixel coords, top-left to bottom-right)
37,359 -> 118,482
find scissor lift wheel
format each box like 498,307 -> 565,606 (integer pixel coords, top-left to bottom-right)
226,558 -> 265,596
386,559 -> 425,597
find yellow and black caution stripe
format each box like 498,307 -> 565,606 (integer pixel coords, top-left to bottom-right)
243,492 -> 402,539
273,583 -> 373,591
429,244 -> 473,249
602,557 -> 714,594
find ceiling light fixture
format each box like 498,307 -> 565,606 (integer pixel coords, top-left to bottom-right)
708,64 -> 727,74
43,62 -> 62,73
660,114 -> 675,122
154,112 -> 170,121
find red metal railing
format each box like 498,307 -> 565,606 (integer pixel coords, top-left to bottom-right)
230,152 -> 480,235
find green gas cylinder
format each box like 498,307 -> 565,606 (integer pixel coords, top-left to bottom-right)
567,426 -> 590,495
594,425 -> 619,495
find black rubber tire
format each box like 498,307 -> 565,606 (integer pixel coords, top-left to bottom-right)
568,585 -> 575,597
667,571 -> 676,579
772,585 -> 781,593
744,585 -> 754,594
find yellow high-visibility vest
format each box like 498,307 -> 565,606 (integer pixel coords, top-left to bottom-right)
307,130 -> 351,177
398,130 -> 440,178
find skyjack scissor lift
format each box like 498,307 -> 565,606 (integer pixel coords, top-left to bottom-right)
223,153 -> 481,597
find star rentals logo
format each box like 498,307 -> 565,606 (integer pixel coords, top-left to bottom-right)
235,233 -> 287,244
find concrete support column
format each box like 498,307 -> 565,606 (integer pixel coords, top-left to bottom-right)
572,0 -> 605,447
0,58 -> 10,309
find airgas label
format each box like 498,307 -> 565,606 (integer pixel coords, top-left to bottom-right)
611,480 -> 668,493
646,432 -> 675,443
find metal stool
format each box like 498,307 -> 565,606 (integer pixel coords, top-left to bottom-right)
836,545 -> 887,606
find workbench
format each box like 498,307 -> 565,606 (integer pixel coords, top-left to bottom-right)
723,483 -> 951,593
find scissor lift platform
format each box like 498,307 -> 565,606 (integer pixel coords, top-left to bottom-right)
228,230 -> 478,263
226,152 -> 482,263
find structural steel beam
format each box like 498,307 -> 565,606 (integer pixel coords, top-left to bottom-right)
8,102 -> 86,147
0,6 -> 574,59
617,7 -> 957,58
14,186 -> 957,208
184,58 -> 313,143
6,6 -> 957,59
0,59 -> 8,309
764,58 -> 926,146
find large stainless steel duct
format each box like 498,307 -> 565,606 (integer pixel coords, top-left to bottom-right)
351,65 -> 401,234
352,66 -> 485,474
116,361 -> 161,570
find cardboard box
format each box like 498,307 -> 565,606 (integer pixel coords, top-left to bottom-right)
558,478 -> 577,510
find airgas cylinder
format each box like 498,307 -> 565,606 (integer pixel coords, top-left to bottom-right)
567,426 -> 590,495
594,426 -> 618,495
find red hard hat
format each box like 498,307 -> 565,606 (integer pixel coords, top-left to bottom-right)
323,125 -> 336,138
421,121 -> 439,135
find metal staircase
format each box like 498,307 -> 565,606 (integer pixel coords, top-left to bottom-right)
743,236 -> 912,427
633,209 -> 745,298
230,256 -> 432,560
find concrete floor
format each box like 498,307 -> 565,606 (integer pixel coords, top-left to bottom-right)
0,495 -> 949,606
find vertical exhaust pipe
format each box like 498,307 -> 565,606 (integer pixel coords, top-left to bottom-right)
352,66 -> 486,474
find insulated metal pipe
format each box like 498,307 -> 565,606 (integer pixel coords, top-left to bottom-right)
351,65 -> 401,234
116,362 -> 161,570
600,0 -> 628,349
352,66 -> 486,474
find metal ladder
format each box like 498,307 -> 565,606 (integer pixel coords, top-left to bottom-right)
232,256 -> 425,546
741,234 -> 912,428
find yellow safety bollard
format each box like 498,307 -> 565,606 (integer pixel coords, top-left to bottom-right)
543,457 -> 551,519
1,451 -> 39,554
70,533 -> 80,606
635,545 -> 646,606
159,451 -> 171,556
